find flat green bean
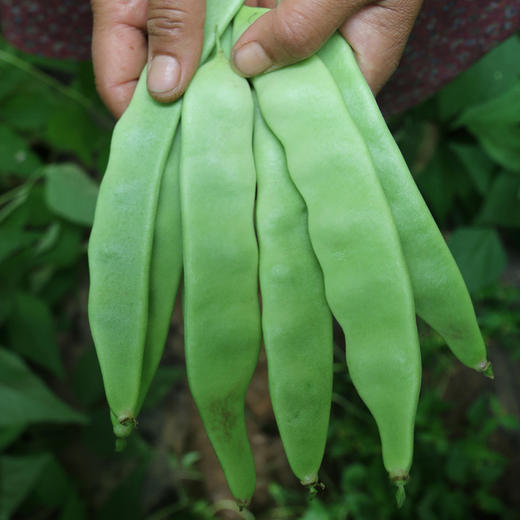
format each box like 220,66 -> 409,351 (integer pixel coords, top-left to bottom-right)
89,1 -> 246,444
181,48 -> 260,505
235,6 -> 421,499
318,35 -> 491,375
88,71 -> 181,438
254,100 -> 333,487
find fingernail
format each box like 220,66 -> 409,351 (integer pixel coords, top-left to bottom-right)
233,42 -> 272,77
147,55 -> 181,93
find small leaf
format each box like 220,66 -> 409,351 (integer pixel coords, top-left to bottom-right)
0,347 -> 87,426
438,34 -> 520,120
45,103 -> 99,167
0,453 -> 51,519
142,366 -> 184,409
477,172 -> 520,227
72,346 -> 105,408
449,143 -> 494,194
447,227 -> 507,293
0,425 -> 25,450
60,489 -> 88,520
43,163 -> 98,226
0,124 -> 41,177
466,122 -> 520,173
455,80 -> 520,127
0,85 -> 58,132
7,292 -> 64,377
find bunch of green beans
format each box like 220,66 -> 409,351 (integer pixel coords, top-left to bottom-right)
88,4 -> 492,509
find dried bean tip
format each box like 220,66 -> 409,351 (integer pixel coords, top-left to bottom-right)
479,360 -> 494,379
302,479 -> 325,500
236,498 -> 251,511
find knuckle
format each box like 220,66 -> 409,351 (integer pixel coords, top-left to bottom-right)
273,9 -> 319,59
147,4 -> 188,40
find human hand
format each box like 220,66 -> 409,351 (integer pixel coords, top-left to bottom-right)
234,0 -> 423,95
91,0 -> 422,119
91,0 -> 205,118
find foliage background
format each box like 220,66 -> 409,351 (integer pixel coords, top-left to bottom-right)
0,30 -> 519,520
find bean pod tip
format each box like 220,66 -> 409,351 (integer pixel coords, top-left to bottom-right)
478,360 -> 494,379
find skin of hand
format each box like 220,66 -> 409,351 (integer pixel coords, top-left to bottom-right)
91,0 -> 423,119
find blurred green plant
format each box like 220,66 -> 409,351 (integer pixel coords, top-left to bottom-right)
0,29 -> 519,520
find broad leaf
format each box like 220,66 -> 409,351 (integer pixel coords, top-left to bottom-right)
477,172 -> 520,227
0,85 -> 58,132
0,425 -> 25,450
7,292 -> 64,377
438,35 -> 520,120
0,453 -> 51,520
0,347 -> 87,426
466,122 -> 520,173
44,163 -> 98,226
449,143 -> 495,195
45,103 -> 100,167
0,124 -> 41,177
447,227 -> 507,293
455,80 -> 520,127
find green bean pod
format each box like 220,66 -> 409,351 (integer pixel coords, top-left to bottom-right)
136,129 -> 183,414
88,71 -> 182,438
89,1 -> 246,444
253,101 -> 333,487
318,35 -> 491,376
235,6 -> 421,496
181,50 -> 260,505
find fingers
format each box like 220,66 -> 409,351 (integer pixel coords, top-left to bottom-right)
91,0 -> 148,118
147,0 -> 205,102
340,0 -> 423,94
231,0 -> 366,77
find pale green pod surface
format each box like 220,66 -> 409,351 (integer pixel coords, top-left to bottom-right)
88,71 -> 181,433
90,0 -> 248,444
235,5 -> 421,485
254,102 -> 333,486
136,129 -> 183,413
202,0 -> 245,63
318,35 -> 490,375
181,51 -> 260,504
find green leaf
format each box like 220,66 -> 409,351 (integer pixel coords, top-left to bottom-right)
72,346 -> 105,408
60,489 -> 88,520
416,145 -> 473,225
0,64 -> 24,101
0,453 -> 51,520
95,462 -> 148,520
477,172 -> 520,227
449,143 -> 495,195
0,203 -> 38,264
0,347 -> 87,426
0,425 -> 25,450
0,124 -> 41,177
33,457 -> 72,508
7,292 -> 64,377
36,222 -> 82,268
0,85 -> 58,132
438,34 -> 520,120
44,163 -> 99,226
455,80 -> 520,127
466,122 -> 520,173
142,366 -> 184,409
45,103 -> 100,167
447,227 -> 507,293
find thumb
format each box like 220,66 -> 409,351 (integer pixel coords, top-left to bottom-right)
231,0 -> 365,77
147,0 -> 205,102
